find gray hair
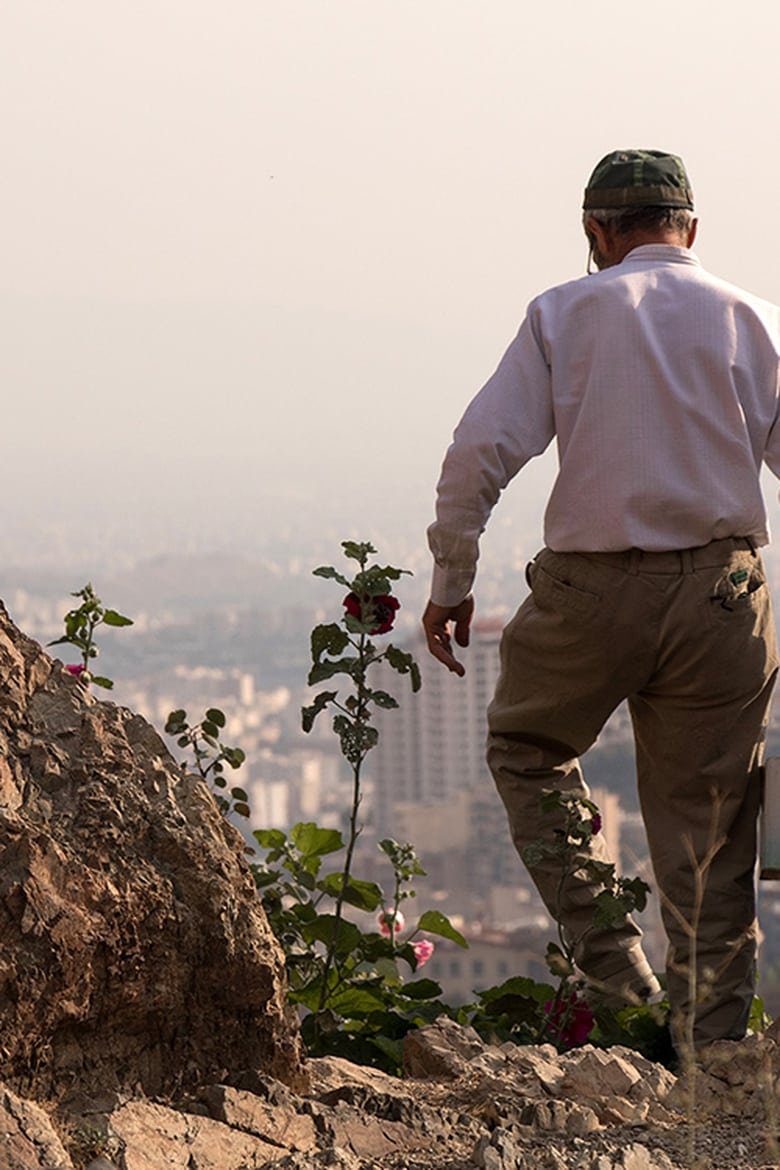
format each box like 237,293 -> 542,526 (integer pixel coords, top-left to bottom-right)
582,205 -> 694,237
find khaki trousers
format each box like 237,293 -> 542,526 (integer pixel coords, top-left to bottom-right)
487,538 -> 778,1046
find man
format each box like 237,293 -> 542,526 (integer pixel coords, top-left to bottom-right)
422,149 -> 780,1048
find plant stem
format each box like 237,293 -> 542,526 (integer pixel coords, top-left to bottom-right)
317,623 -> 369,1013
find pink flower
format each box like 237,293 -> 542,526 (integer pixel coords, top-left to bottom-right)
591,813 -> 602,835
377,909 -> 405,939
412,939 -> 435,968
543,990 -> 594,1050
65,664 -> 86,677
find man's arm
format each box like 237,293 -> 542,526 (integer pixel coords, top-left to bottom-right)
421,596 -> 475,677
423,309 -> 554,673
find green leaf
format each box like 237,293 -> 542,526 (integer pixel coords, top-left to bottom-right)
592,890 -> 633,929
416,910 -> 468,948
342,613 -> 380,636
357,934 -> 397,964
308,657 -> 358,686
317,873 -> 384,912
233,802 -> 251,819
354,572 -> 394,597
478,975 -> 554,1007
521,840 -> 556,867
328,983 -> 387,1016
291,981 -> 330,1013
201,720 -> 220,739
301,915 -> 362,955
205,707 -> 226,727
385,645 -> 422,693
253,828 -> 287,850
91,675 -> 114,689
398,978 -> 442,1001
583,859 -> 615,883
165,709 -> 188,732
369,955 -> 403,984
368,1033 -> 404,1070
368,690 -> 399,710
341,540 -> 376,563
301,690 -> 338,733
102,609 -> 134,627
539,789 -> 565,815
290,822 -> 345,859
223,748 -> 246,768
312,566 -> 352,588
332,715 -> 378,765
311,623 -> 350,663
368,564 -> 406,582
619,875 -> 650,913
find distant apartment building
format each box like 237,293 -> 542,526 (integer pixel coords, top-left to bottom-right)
370,621 -> 531,919
372,620 -> 504,834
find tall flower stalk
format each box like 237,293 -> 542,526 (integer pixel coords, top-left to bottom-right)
49,583 -> 133,689
302,541 -> 421,1012
523,789 -> 652,1049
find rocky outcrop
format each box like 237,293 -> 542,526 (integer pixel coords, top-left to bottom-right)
0,602 -> 307,1103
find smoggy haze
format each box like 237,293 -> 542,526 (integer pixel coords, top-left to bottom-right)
3,2 -> 780,589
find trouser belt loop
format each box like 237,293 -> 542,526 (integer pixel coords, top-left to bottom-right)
745,535 -> 758,557
628,548 -> 641,576
681,548 -> 695,574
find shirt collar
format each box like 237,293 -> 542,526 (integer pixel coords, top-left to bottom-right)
621,244 -> 700,267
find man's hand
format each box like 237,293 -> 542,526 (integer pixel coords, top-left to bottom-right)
422,596 -> 475,677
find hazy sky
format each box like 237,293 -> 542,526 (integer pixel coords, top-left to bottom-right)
3,2 -> 780,578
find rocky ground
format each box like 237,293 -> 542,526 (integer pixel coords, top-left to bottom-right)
3,1017 -> 780,1170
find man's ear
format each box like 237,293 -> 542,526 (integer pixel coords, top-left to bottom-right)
686,217 -> 699,248
584,216 -> 610,259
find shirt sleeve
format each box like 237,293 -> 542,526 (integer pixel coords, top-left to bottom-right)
427,307 -> 556,607
762,363 -> 780,481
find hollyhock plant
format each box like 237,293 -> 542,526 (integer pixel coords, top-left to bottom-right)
591,813 -> 602,835
343,591 -> 400,635
302,542 -> 423,1015
49,583 -> 133,690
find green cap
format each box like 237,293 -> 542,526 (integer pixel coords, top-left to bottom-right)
583,149 -> 694,211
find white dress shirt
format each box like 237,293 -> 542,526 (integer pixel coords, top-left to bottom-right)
429,245 -> 780,607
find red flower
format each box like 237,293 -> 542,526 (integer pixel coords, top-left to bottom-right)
65,664 -> 86,677
543,990 -> 594,1050
591,813 -> 602,835
343,592 -> 400,635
